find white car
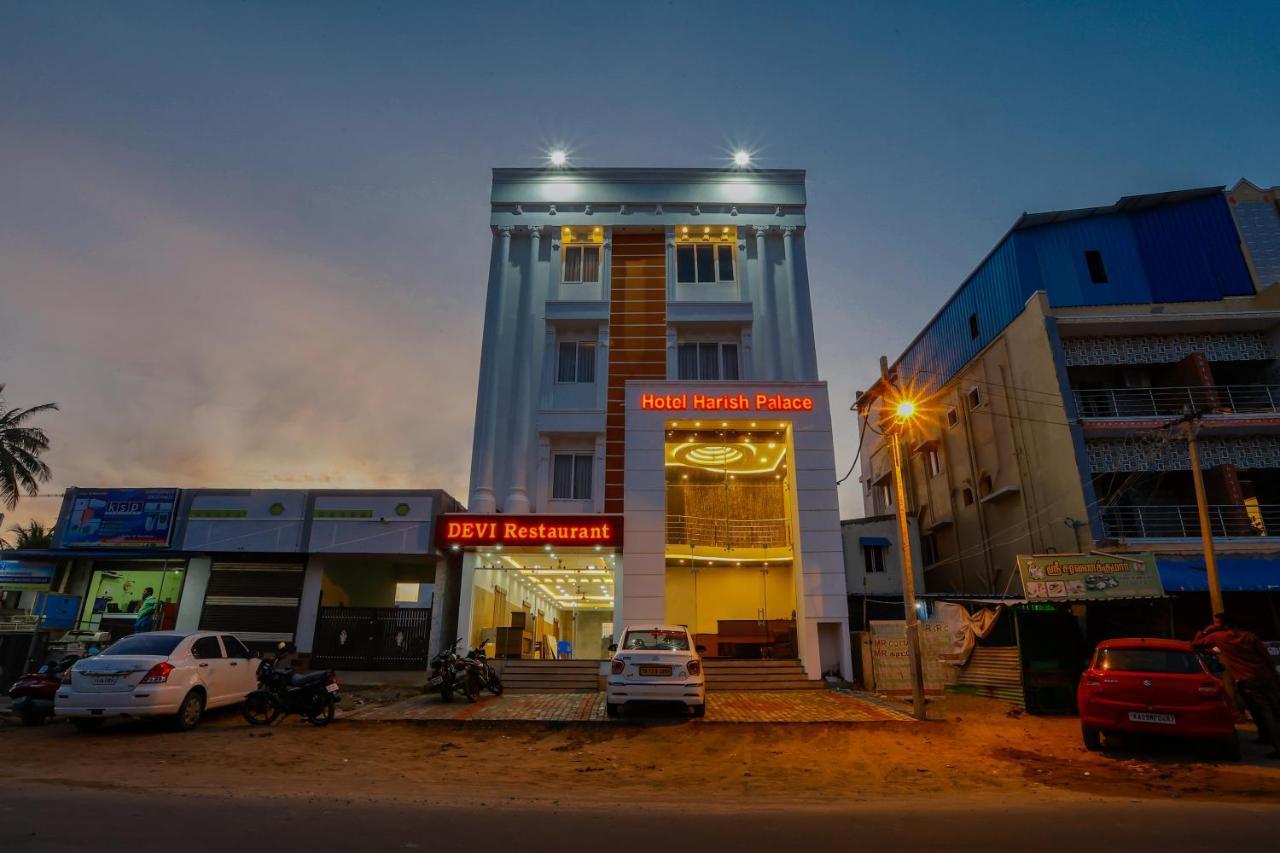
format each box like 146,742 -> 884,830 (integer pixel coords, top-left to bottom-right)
606,625 -> 706,718
56,631 -> 260,732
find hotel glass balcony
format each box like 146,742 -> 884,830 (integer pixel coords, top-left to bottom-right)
1074,385 -> 1280,419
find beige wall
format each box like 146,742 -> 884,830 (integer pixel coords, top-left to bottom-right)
664,564 -> 796,634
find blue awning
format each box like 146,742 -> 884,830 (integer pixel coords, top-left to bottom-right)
1157,557 -> 1280,592
859,536 -> 892,547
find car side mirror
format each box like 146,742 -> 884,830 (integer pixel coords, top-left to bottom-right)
696,645 -> 707,654
608,643 -> 618,652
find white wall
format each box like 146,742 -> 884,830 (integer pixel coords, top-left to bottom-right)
841,516 -> 925,598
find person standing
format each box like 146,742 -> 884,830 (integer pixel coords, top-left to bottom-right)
1192,612 -> 1280,759
133,587 -> 158,634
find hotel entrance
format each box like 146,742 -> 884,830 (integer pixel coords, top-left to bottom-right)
664,420 -> 798,658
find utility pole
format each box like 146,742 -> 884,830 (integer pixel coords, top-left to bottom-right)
1182,412 -> 1225,617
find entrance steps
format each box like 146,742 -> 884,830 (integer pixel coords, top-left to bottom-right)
495,659 -> 601,693
702,659 -> 822,691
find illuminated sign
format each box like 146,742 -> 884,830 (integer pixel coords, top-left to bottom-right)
638,392 -> 814,412
437,514 -> 623,549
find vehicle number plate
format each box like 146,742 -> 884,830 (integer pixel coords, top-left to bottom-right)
639,665 -> 671,677
1128,711 -> 1175,725
92,675 -> 116,686
325,683 -> 340,693
428,675 -> 444,687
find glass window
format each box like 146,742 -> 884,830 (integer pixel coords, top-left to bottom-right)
576,342 -> 595,383
557,341 -> 596,383
191,636 -> 225,659
678,343 -> 699,380
394,583 -> 420,605
717,245 -> 735,281
222,635 -> 253,659
721,343 -> 739,380
698,342 -> 720,379
557,342 -> 577,382
863,546 -> 885,573
563,246 -> 583,282
695,245 -> 716,283
580,246 -> 600,282
99,634 -> 183,657
1097,648 -> 1203,674
925,447 -> 942,477
552,453 -> 593,501
622,629 -> 690,651
678,341 -> 738,380
676,245 -> 696,283
573,455 -> 593,501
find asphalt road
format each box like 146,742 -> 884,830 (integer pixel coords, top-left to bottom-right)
3,784 -> 1277,852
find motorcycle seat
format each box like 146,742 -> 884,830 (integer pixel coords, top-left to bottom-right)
289,671 -> 330,687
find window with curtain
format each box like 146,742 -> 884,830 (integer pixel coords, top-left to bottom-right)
677,341 -> 739,380
552,453 -> 593,500
562,245 -> 601,284
557,341 -> 596,383
675,241 -> 736,284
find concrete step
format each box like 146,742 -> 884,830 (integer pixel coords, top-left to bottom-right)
705,672 -> 812,681
701,659 -> 805,668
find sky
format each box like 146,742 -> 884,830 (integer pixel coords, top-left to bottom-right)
2,1 -> 1278,531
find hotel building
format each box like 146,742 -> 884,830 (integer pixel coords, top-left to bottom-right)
448,167 -> 852,679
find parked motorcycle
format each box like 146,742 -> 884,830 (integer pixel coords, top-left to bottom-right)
465,645 -> 503,696
428,638 -> 481,703
242,642 -> 340,727
7,654 -> 80,726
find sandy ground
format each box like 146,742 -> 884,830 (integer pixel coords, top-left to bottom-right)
2,695 -> 1278,811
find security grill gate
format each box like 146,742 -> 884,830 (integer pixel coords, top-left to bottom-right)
199,561 -> 305,646
310,606 -> 432,670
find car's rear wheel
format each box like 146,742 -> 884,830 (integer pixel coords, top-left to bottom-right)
172,690 -> 206,732
72,718 -> 105,733
606,702 -> 621,718
1082,725 -> 1102,751
19,707 -> 46,727
691,703 -> 706,718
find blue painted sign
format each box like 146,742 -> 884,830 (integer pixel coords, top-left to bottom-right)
33,593 -> 81,629
0,559 -> 55,591
62,488 -> 179,548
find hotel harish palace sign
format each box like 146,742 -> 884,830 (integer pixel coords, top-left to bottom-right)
638,392 -> 814,412
438,514 -> 623,549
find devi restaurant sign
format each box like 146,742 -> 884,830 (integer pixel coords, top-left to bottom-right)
1017,552 -> 1164,602
437,514 -> 623,549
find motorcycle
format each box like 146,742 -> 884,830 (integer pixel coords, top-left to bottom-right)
241,641 -> 340,727
7,654 -> 80,726
465,645 -> 503,696
427,638 -> 481,703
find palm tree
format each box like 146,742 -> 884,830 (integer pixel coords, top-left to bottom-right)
0,384 -> 58,510
2,519 -> 52,550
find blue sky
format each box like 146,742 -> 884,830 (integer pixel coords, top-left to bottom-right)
2,1 -> 1277,525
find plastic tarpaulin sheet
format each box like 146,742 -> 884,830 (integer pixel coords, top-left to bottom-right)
934,601 -> 1004,666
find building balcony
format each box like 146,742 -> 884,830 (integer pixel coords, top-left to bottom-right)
665,514 -> 791,551
1101,504 -> 1280,539
1074,385 -> 1280,419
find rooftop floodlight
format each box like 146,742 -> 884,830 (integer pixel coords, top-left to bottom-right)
732,149 -> 751,168
548,148 -> 568,167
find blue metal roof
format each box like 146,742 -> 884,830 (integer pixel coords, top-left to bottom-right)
1156,557 -> 1280,592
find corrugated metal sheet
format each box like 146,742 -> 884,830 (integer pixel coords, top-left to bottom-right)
1026,214 -> 1151,306
1130,194 -> 1255,301
950,645 -> 1025,707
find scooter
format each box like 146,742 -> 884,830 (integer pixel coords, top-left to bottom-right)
7,654 -> 81,726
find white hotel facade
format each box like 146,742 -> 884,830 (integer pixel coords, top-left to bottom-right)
448,167 -> 852,679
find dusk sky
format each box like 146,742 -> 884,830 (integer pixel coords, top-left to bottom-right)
3,1 -> 1278,529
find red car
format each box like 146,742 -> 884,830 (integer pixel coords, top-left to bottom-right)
1077,637 -> 1238,759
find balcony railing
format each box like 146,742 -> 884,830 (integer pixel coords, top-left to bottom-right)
1101,504 -> 1280,539
1074,385 -> 1280,419
666,515 -> 791,550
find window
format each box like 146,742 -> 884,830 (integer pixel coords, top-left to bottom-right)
925,446 -> 942,478
921,533 -> 940,567
557,341 -> 596,383
677,342 -> 739,380
1096,648 -> 1203,674
978,474 -> 993,497
946,407 -> 959,428
675,239 -> 736,283
552,453 -> 593,501
100,634 -> 183,657
394,583 -> 420,605
191,636 -> 224,660
221,635 -> 253,659
562,244 -> 601,284
967,386 -> 983,409
1084,250 -> 1108,284
961,487 -> 974,507
876,482 -> 893,509
863,545 -> 886,573
968,313 -> 980,340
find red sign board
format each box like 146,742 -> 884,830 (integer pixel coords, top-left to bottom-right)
437,514 -> 623,549
638,392 -> 814,412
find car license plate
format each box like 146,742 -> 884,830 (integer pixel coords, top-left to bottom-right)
639,665 -> 671,677
428,675 -> 444,687
92,675 -> 116,686
325,683 -> 340,693
1128,711 -> 1175,725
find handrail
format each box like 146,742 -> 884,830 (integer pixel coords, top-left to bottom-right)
666,514 -> 791,549
1100,503 -> 1280,538
1074,384 -> 1280,418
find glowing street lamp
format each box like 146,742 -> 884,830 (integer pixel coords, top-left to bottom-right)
548,149 -> 568,167
732,149 -> 751,168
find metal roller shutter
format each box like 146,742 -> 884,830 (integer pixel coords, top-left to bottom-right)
198,561 -> 305,645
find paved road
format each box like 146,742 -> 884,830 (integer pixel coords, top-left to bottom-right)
2,784 -> 1276,851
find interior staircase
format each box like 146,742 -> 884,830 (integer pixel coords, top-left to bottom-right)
496,659 -> 601,693
702,659 -> 822,691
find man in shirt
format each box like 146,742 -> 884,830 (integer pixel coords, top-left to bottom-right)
1192,612 -> 1280,759
133,587 -> 158,634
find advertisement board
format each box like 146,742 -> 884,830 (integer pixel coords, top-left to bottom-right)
62,488 -> 179,548
0,560 -> 56,591
868,619 -> 953,695
1017,552 -> 1164,602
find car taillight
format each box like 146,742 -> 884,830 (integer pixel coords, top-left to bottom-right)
326,673 -> 339,685
140,662 -> 175,684
686,660 -> 701,676
610,659 -> 625,675
1197,681 -> 1222,699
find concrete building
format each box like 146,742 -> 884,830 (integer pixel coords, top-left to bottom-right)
855,182 -> 1280,637
840,514 -> 924,629
450,167 -> 852,679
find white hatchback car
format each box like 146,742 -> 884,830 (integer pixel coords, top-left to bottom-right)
56,631 -> 260,732
606,625 -> 706,718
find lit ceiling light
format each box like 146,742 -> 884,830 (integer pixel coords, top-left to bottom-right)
733,150 -> 751,167
548,149 -> 568,167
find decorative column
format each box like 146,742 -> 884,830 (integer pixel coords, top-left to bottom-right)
754,225 -> 782,379
470,225 -> 513,512
782,225 -> 802,379
504,225 -> 541,513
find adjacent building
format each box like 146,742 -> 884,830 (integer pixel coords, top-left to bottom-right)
449,167 -> 852,678
855,181 -> 1280,638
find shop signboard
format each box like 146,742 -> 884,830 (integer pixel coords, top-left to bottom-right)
868,619 -> 953,696
0,559 -> 55,591
62,488 -> 179,548
1017,552 -> 1164,602
436,513 -> 623,550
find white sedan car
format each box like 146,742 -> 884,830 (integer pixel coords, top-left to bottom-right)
56,631 -> 260,732
606,625 -> 706,718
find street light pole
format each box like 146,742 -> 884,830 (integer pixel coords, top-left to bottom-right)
1183,414 -> 1225,617
890,424 -> 927,720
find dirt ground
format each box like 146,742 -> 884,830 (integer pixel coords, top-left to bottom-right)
3,694 -> 1278,810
